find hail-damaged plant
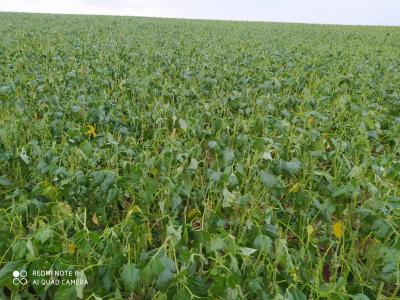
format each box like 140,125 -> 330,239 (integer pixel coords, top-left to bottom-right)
0,12 -> 399,300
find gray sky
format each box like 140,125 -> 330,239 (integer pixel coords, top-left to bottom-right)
0,0 -> 399,26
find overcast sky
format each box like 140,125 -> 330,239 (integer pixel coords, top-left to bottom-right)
0,0 -> 399,26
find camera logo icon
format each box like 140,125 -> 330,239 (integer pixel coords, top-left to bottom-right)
12,270 -> 28,285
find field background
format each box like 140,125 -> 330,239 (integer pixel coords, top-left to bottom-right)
0,13 -> 399,299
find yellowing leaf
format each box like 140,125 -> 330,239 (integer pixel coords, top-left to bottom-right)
289,182 -> 301,193
130,205 -> 142,214
127,205 -> 142,218
119,79 -> 126,88
56,202 -> 73,218
85,124 -> 96,137
150,167 -> 159,177
147,232 -> 153,244
333,221 -> 344,239
92,212 -> 99,225
147,223 -> 153,244
68,243 -> 76,254
170,128 -> 177,140
187,208 -> 199,221
307,225 -> 314,236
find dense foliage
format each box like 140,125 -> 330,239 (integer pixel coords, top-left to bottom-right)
0,13 -> 399,299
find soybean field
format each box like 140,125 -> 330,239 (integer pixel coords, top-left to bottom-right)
0,13 -> 400,299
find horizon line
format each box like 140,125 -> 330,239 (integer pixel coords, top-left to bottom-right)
0,10 -> 399,28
